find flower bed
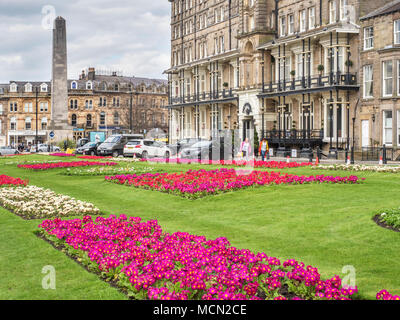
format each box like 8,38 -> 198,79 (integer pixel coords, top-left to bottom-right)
376,290 -> 400,300
0,175 -> 28,187
18,161 -> 118,170
0,186 -> 100,219
61,166 -> 158,176
37,215 -> 398,300
374,209 -> 400,232
49,153 -> 76,157
314,164 -> 400,173
105,168 -> 363,199
141,158 -> 313,169
77,155 -> 113,160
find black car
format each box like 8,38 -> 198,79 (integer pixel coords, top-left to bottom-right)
76,142 -> 101,156
168,138 -> 205,155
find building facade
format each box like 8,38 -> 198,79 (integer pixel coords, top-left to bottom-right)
166,0 -> 399,158
359,0 -> 400,157
0,68 -> 168,147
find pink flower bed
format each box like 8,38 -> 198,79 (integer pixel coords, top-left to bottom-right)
49,153 -> 75,157
0,174 -> 28,187
18,161 -> 118,170
105,168 -> 363,199
37,215 -> 397,300
141,158 -> 313,169
77,155 -> 112,160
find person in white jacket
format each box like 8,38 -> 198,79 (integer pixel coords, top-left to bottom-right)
240,138 -> 251,161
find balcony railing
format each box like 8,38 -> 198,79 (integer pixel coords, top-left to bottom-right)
265,129 -> 324,146
262,72 -> 357,95
170,88 -> 238,106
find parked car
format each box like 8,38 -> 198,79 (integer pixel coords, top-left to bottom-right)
179,140 -> 232,160
76,142 -> 101,156
123,139 -> 171,158
168,138 -> 205,155
77,138 -> 89,148
0,146 -> 19,156
97,134 -> 143,157
30,144 -> 60,153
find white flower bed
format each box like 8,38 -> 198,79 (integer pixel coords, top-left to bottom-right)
110,157 -> 140,162
62,165 -> 155,176
314,164 -> 400,173
0,186 -> 100,219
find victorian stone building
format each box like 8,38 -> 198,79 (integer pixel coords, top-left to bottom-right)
359,0 -> 400,156
0,16 -> 168,148
166,0 -> 399,158
0,69 -> 168,147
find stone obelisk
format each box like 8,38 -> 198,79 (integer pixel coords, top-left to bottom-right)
50,16 -> 72,142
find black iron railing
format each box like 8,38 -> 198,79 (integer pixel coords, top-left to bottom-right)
170,88 -> 238,105
263,72 -> 357,94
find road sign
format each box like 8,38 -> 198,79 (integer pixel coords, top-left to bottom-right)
49,131 -> 55,140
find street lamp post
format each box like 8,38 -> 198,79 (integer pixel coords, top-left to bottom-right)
129,91 -> 133,133
35,86 -> 39,153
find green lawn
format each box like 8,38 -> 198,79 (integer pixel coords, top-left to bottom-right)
0,155 -> 399,300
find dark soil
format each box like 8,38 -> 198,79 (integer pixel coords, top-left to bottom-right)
35,231 -> 132,299
372,214 -> 400,233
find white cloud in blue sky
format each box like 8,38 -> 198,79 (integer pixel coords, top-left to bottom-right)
0,0 -> 171,82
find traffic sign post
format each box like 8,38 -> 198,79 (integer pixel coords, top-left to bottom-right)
49,131 -> 55,140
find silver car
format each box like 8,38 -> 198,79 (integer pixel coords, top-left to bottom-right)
0,146 -> 19,155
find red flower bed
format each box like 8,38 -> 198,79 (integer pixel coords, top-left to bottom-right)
18,161 -> 118,170
141,158 -> 313,169
0,174 -> 28,187
37,215 -> 398,300
49,153 -> 75,157
105,168 -> 363,199
77,155 -> 113,160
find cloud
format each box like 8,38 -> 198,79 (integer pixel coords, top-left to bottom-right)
0,0 -> 171,83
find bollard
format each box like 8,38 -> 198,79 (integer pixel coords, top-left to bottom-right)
346,155 -> 351,165
286,156 -> 290,163
379,156 -> 383,166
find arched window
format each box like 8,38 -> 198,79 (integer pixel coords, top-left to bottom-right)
10,83 -> 17,93
25,83 -> 32,93
71,81 -> 77,90
25,117 -> 32,130
86,114 -> 92,127
113,112 -> 119,125
41,117 -> 48,130
114,83 -> 119,91
100,82 -> 107,91
70,100 -> 74,110
86,81 -> 93,90
40,83 -> 48,92
71,114 -> 77,127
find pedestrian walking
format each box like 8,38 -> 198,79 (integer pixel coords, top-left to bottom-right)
240,138 -> 251,161
258,138 -> 269,162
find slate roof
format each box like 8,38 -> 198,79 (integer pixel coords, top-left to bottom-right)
361,0 -> 400,20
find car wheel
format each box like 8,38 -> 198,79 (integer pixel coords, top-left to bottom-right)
112,151 -> 119,158
90,151 -> 95,156
142,151 -> 148,159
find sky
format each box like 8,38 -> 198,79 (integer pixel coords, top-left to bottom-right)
0,0 -> 171,83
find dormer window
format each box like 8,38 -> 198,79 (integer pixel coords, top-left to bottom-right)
71,81 -> 78,90
25,83 -> 32,93
86,81 -> 93,90
10,83 -> 17,93
114,84 -> 119,91
40,83 -> 48,92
